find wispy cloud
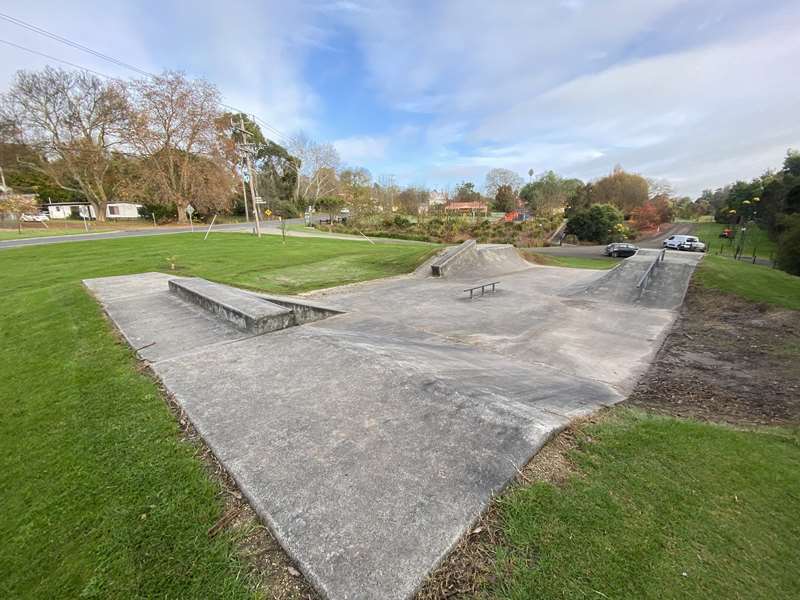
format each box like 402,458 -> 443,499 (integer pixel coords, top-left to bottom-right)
1,0 -> 797,195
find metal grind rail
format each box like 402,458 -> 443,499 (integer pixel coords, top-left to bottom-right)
636,249 -> 666,297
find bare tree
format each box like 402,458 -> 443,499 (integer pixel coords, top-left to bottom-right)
289,132 -> 341,204
376,174 -> 398,212
123,72 -> 234,222
0,67 -> 127,221
484,168 -> 524,199
646,177 -> 675,200
0,192 -> 38,232
339,167 -> 373,215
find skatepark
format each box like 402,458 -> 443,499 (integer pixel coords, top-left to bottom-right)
84,242 -> 701,600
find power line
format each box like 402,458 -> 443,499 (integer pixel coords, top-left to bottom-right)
0,11 -> 294,146
0,38 -> 117,80
0,12 -> 155,78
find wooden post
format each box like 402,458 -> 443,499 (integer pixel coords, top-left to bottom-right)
204,214 -> 217,240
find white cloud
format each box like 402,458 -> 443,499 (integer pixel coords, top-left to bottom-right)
336,0 -> 800,195
0,0 -> 321,136
334,135 -> 389,163
2,1 -> 798,196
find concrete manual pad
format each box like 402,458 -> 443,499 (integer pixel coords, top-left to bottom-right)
83,256 -> 697,599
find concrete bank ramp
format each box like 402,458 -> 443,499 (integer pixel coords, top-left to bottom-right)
568,249 -> 702,310
429,239 -> 532,279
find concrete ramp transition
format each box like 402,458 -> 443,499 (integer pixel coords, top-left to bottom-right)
429,239 -> 531,279
568,249 -> 702,310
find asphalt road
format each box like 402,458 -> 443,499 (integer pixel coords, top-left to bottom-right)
0,216 -> 442,250
0,221 -> 258,250
530,222 -> 696,258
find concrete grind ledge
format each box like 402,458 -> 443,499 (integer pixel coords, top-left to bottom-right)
169,277 -> 293,334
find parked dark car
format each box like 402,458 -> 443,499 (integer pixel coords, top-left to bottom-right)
604,242 -> 638,257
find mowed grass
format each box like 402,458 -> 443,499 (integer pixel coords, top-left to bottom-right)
0,233 -> 435,598
693,222 -> 776,259
523,251 -> 619,270
492,409 -> 800,600
695,254 -> 800,310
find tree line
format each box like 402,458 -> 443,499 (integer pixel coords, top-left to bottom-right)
0,66 -> 395,223
698,150 -> 800,274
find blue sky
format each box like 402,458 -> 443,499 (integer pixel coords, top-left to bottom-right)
1,0 -> 798,196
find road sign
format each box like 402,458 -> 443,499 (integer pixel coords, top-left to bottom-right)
265,209 -> 272,217
186,204 -> 195,217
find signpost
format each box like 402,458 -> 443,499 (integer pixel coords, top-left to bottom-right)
186,204 -> 195,232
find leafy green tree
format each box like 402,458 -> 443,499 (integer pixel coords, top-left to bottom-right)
776,214 -> 800,275
222,112 -> 301,217
565,182 -> 592,218
565,203 -> 624,243
493,184 -> 516,212
520,170 -> 583,215
455,181 -> 481,202
783,149 -> 800,177
317,195 -> 344,222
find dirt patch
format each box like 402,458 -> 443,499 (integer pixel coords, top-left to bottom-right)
415,428 -> 583,599
628,282 -> 800,426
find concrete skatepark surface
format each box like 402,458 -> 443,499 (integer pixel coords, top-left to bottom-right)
83,245 -> 700,599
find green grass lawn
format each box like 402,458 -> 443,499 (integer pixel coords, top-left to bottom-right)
695,255 -> 800,310
693,222 -> 776,259
524,251 -> 619,269
492,409 -> 800,600
0,234 -> 434,598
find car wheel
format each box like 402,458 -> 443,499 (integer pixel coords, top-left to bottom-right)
611,251 -> 618,257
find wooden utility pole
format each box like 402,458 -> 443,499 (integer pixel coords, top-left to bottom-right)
231,116 -> 250,223
240,162 -> 250,222
241,116 -> 261,238
232,116 -> 261,235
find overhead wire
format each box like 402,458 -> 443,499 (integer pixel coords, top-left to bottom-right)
0,11 -> 295,146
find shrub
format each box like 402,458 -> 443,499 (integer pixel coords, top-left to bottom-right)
393,214 -> 412,228
139,202 -> 177,224
565,203 -> 624,244
776,214 -> 800,276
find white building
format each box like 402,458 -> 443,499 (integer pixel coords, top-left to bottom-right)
43,202 -> 142,220
106,203 -> 142,219
44,202 -> 96,219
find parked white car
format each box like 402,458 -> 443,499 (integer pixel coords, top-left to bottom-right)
663,234 -> 706,252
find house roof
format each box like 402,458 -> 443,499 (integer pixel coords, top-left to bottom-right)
445,201 -> 488,210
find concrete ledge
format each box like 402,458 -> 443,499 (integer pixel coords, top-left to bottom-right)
169,277 -> 293,334
251,293 -> 343,324
430,239 -> 477,277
